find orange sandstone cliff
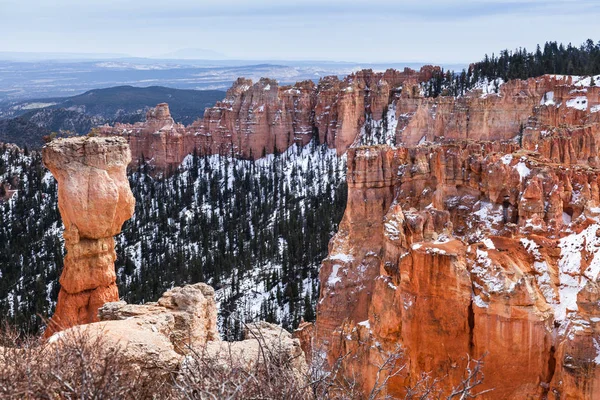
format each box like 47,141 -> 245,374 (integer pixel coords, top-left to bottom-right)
314,75 -> 600,399
42,136 -> 135,337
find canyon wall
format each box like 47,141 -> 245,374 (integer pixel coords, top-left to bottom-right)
315,75 -> 600,399
94,70 -> 600,398
98,67 -> 439,169
42,136 -> 135,337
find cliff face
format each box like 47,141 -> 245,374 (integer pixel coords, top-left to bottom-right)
98,67 -> 439,169
315,75 -> 600,399
98,70 -> 596,173
42,137 -> 135,337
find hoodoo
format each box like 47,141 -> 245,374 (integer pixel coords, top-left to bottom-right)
42,136 -> 135,338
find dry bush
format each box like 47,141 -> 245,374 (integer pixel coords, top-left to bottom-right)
175,324 -> 312,400
0,323 -> 490,400
307,343 -> 490,400
0,325 -> 172,399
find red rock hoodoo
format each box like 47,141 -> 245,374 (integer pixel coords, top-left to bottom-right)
42,136 -> 135,338
314,75 -> 600,399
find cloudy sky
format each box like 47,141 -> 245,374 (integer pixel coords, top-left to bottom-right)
0,0 -> 598,63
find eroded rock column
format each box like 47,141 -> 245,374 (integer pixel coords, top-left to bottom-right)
42,137 -> 135,338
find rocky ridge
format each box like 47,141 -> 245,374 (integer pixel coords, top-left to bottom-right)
38,71 -> 600,398
313,74 -> 600,399
98,67 -> 439,169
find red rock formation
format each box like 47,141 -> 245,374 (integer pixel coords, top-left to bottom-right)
99,67 -> 439,168
42,137 -> 135,338
97,103 -> 189,172
315,75 -> 600,399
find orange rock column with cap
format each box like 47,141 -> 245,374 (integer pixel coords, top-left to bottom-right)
42,136 -> 135,338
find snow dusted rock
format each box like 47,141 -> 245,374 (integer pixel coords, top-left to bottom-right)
97,71 -> 600,176
315,80 -> 600,399
42,136 -> 135,338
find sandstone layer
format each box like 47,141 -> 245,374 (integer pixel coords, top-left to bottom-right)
42,136 -> 135,337
315,75 -> 600,399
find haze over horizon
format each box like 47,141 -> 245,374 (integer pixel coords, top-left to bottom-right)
1,0 -> 599,64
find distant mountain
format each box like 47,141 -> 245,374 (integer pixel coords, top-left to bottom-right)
0,118 -> 50,149
0,86 -> 225,148
0,51 -> 131,61
157,48 -> 229,60
2,85 -> 225,122
0,58 -> 464,101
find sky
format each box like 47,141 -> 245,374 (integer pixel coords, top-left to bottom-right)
0,0 -> 599,64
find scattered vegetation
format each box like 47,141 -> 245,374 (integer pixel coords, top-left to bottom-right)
0,324 -> 489,399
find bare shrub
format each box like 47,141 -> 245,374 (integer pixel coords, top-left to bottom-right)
174,323 -> 311,400
306,343 -> 490,400
0,325 -> 172,399
0,323 -> 491,400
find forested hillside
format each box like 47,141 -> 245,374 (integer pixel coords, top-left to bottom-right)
0,141 -> 346,338
0,86 -> 225,148
422,39 -> 600,98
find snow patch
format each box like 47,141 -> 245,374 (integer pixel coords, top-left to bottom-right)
481,238 -> 495,250
566,96 -> 589,111
328,264 -> 343,287
501,154 -> 513,165
540,91 -> 555,106
515,162 -> 531,181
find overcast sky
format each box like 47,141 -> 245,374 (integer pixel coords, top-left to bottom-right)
0,0 -> 598,63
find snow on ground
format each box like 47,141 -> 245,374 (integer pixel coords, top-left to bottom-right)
520,238 -> 556,304
353,101 -> 399,147
501,154 -> 513,165
554,224 -> 600,323
573,75 -> 600,87
473,78 -> 504,98
482,238 -> 495,250
566,96 -> 589,111
540,91 -> 555,106
177,141 -> 347,332
327,264 -> 342,287
515,160 -> 531,181
473,201 -> 504,231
